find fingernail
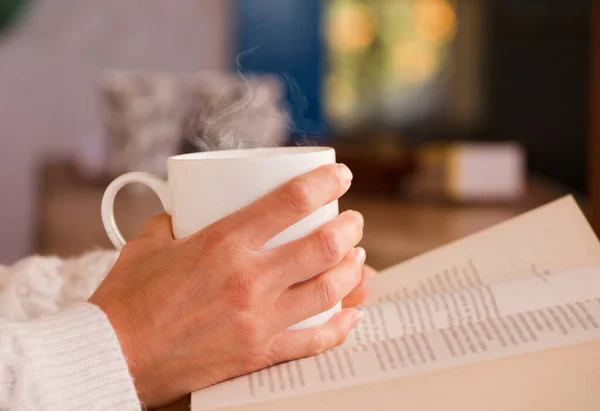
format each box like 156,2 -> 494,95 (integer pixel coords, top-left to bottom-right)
354,247 -> 366,264
350,310 -> 362,327
337,163 -> 353,182
353,210 -> 364,223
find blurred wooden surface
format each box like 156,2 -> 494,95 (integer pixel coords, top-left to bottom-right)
37,163 -> 571,270
36,163 -> 572,411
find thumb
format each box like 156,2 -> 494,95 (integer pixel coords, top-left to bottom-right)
138,214 -> 174,242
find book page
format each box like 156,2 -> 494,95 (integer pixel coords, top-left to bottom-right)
224,340 -> 600,411
351,268 -> 600,347
192,268 -> 600,410
192,197 -> 600,411
368,196 -> 600,301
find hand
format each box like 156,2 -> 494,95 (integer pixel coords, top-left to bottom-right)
89,164 -> 365,408
343,264 -> 377,308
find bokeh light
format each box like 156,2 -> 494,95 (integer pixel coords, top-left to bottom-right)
325,0 -> 458,126
393,39 -> 439,84
325,74 -> 358,118
413,0 -> 457,44
327,3 -> 378,53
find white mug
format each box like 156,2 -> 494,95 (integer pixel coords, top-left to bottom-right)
101,146 -> 340,329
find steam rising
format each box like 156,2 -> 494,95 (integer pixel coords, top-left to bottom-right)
201,47 -> 258,136
187,47 -> 325,152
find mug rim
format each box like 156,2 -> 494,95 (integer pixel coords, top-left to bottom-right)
169,146 -> 333,161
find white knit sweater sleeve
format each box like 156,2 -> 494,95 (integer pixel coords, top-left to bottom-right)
0,302 -> 141,410
0,251 -> 141,410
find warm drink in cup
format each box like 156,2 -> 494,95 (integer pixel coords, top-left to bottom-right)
101,147 -> 340,329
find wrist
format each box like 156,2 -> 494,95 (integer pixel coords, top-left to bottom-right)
90,297 -> 164,407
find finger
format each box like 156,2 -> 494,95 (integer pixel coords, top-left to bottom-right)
342,264 -> 376,308
274,247 -> 365,328
138,214 -> 174,241
270,308 -> 361,362
264,210 -> 363,288
223,163 -> 353,249
362,263 -> 378,277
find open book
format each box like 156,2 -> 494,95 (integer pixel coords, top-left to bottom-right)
192,196 -> 600,410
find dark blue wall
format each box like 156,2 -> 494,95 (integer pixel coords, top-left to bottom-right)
235,0 -> 327,142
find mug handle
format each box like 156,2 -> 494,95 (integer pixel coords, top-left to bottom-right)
101,172 -> 171,250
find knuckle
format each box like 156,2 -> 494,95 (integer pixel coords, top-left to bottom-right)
317,227 -> 343,264
239,316 -> 261,339
316,274 -> 341,309
225,273 -> 260,311
232,313 -> 265,347
285,179 -> 315,214
202,223 -> 239,251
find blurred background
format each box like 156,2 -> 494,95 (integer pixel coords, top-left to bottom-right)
0,0 -> 597,268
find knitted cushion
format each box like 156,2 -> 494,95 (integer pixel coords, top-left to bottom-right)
99,71 -> 289,177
